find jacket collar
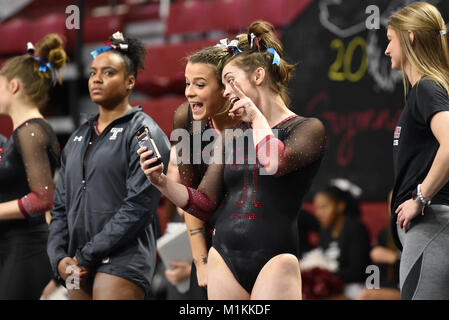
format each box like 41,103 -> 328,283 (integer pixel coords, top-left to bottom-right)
86,105 -> 142,127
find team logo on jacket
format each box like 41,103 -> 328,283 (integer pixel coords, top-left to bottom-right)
73,136 -> 83,142
393,126 -> 401,146
394,126 -> 401,139
110,128 -> 123,140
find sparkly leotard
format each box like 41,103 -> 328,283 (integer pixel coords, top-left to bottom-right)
183,115 -> 326,292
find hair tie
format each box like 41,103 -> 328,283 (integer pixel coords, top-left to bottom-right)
216,38 -> 242,55
34,57 -> 57,85
248,33 -> 262,50
90,31 -> 129,59
26,42 -> 35,55
267,48 -> 280,67
440,29 -> 447,36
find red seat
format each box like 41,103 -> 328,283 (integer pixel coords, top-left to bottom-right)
32,13 -> 67,48
165,0 -> 207,36
82,15 -> 124,44
124,3 -> 160,23
165,0 -> 314,37
136,38 -> 219,96
0,18 -> 33,55
132,96 -> 187,137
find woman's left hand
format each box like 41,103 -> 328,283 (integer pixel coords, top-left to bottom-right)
395,199 -> 423,232
227,81 -> 262,124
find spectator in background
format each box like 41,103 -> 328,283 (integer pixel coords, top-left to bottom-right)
0,34 -> 66,299
313,180 -> 371,299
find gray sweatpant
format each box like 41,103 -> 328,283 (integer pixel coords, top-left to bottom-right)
397,204 -> 449,300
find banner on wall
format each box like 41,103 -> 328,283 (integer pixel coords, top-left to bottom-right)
283,0 -> 449,200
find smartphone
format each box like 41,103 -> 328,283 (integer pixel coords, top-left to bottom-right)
135,126 -> 162,167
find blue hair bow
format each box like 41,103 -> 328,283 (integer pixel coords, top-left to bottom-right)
267,48 -> 280,67
90,45 -> 113,59
34,57 -> 57,85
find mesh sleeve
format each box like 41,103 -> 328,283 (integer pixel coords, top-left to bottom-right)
15,121 -> 55,218
181,133 -> 226,221
256,117 -> 326,177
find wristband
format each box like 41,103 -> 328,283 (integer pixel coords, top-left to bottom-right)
412,184 -> 431,215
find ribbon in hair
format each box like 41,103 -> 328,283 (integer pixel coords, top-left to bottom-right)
90,45 -> 113,58
216,38 -> 242,55
248,33 -> 262,50
34,57 -> 57,85
26,42 -> 35,55
90,31 -> 128,58
267,48 -> 280,67
90,43 -> 129,59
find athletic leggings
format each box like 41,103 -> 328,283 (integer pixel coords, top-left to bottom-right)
0,223 -> 53,299
397,204 -> 449,300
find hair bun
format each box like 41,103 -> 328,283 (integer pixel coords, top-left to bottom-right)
247,20 -> 283,55
36,33 -> 67,71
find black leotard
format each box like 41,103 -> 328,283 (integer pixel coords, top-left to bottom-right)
0,118 -> 59,299
173,102 -> 218,235
183,115 -> 326,293
172,102 -> 217,299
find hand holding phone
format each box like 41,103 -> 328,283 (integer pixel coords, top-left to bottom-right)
135,126 -> 162,167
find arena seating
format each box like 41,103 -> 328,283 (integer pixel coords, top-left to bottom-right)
165,0 -> 314,36
136,38 -> 220,96
132,95 -> 186,137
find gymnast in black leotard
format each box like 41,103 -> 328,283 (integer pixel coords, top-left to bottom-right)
0,34 -> 66,299
168,44 -> 241,298
139,20 -> 326,299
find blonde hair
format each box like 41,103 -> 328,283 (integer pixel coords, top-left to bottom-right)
0,33 -> 67,109
221,20 -> 295,107
388,2 -> 449,97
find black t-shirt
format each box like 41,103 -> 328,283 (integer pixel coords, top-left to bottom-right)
318,216 -> 371,284
392,78 -> 449,213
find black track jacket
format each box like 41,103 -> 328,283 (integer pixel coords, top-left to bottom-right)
47,106 -> 170,291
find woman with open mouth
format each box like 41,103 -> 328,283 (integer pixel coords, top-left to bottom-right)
164,39 -> 249,299
139,20 -> 326,300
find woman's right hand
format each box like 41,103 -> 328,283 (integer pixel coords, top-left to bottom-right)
137,147 -> 165,187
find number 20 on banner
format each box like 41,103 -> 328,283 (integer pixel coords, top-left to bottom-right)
328,36 -> 367,83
